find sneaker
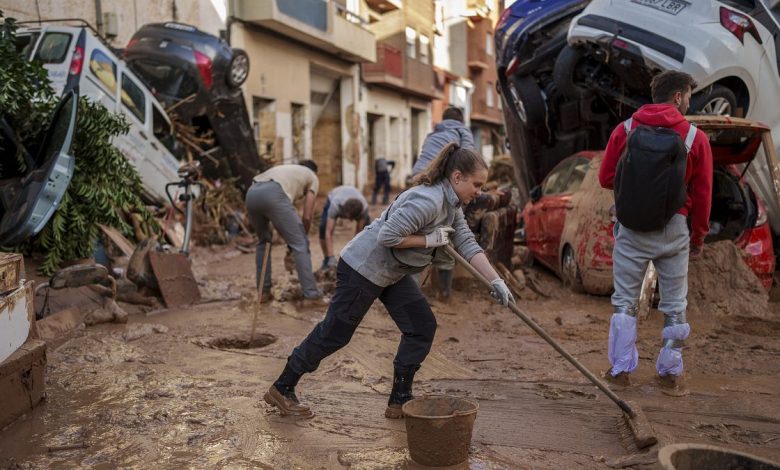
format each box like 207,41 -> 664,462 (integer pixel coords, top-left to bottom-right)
603,368 -> 631,387
384,403 -> 405,419
298,296 -> 330,309
263,385 -> 313,417
656,374 -> 689,397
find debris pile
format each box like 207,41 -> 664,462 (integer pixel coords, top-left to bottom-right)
688,241 -> 769,318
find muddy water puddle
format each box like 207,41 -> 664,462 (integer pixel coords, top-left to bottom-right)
4,236 -> 780,468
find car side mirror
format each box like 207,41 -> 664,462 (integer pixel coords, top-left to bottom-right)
530,185 -> 542,203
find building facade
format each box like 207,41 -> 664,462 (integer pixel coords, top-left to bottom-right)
360,0 -> 437,189
1,0 -> 227,46
229,0 -> 375,192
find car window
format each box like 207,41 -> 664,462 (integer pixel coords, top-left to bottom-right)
565,157 -> 590,194
33,32 -> 71,64
152,104 -> 180,157
89,49 -> 118,95
15,33 -> 40,59
120,74 -> 146,123
129,60 -> 198,101
722,0 -> 757,12
542,159 -> 575,196
152,105 -> 171,139
764,0 -> 780,23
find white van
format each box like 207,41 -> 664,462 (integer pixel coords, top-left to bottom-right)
16,22 -> 186,204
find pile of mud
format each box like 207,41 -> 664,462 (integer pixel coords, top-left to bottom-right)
688,241 -> 769,318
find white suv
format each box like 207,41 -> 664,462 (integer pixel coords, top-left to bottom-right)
16,22 -> 186,204
561,0 -> 780,234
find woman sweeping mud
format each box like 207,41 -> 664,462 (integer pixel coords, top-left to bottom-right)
264,144 -> 514,419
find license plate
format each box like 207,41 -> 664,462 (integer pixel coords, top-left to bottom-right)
630,0 -> 689,15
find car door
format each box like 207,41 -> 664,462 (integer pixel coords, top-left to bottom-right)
114,68 -> 170,203
526,158 -> 576,268
0,91 -> 78,245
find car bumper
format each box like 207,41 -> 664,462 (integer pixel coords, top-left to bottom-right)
737,223 -> 775,292
568,14 -> 758,96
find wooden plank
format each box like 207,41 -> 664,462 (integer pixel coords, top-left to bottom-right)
0,252 -> 23,295
98,224 -> 136,258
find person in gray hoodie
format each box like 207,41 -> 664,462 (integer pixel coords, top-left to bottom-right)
412,106 -> 475,175
264,143 -> 514,419
411,106 -> 476,300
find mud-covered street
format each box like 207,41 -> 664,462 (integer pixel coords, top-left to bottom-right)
1,215 -> 779,470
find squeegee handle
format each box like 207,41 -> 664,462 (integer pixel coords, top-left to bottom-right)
443,245 -> 635,417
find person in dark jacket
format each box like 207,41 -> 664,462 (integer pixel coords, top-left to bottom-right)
598,70 -> 713,395
264,143 -> 514,419
372,157 -> 396,205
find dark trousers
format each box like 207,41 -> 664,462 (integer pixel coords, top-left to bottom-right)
288,259 -> 437,374
372,171 -> 391,204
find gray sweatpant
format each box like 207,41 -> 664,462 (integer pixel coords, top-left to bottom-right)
245,181 -> 320,298
609,213 -> 691,376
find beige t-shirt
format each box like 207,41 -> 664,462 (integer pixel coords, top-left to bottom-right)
253,165 -> 320,203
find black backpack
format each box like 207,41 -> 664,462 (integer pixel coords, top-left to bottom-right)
613,118 -> 698,232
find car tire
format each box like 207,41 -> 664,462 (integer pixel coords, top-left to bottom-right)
506,74 -> 546,127
553,45 -> 589,99
561,245 -> 585,294
690,84 -> 737,116
226,48 -> 250,88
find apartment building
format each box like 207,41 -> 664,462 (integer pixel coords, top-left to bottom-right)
466,1 -> 504,161
360,0 -> 438,189
229,0 -> 376,192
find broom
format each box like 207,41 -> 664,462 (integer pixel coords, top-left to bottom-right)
444,245 -> 657,449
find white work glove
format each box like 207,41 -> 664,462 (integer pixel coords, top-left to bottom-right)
490,279 -> 514,306
425,226 -> 455,248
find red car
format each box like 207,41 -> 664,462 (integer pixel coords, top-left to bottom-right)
522,116 -> 777,294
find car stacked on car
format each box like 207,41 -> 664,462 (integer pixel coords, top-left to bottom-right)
522,116 -> 777,294
497,1 -> 780,293
125,22 -> 262,190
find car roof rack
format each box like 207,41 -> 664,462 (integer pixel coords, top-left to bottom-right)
15,18 -> 121,55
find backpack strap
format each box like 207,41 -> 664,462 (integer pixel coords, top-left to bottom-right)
684,122 -> 697,153
623,118 -> 633,134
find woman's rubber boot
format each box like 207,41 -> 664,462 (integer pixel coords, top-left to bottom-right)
385,367 -> 419,419
264,363 -> 313,417
437,268 -> 453,302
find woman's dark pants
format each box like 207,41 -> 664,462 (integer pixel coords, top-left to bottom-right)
287,259 -> 437,375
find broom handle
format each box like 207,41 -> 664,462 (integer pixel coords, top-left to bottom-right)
444,245 -> 635,417
251,242 -> 271,341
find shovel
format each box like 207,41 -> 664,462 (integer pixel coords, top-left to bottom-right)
444,245 -> 657,449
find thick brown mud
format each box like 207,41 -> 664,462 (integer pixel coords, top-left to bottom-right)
1,216 -> 779,469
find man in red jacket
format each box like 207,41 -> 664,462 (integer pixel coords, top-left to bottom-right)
599,70 -> 713,395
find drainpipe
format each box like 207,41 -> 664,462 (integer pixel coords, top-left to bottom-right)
94,0 -> 104,36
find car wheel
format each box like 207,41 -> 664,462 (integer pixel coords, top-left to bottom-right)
553,45 -> 589,99
561,245 -> 585,293
226,48 -> 250,88
690,84 -> 737,116
506,74 -> 546,127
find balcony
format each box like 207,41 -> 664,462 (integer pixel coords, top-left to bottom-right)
233,0 -> 376,63
362,42 -> 438,99
404,56 -> 437,99
363,43 -> 404,88
471,84 -> 503,125
467,18 -> 491,70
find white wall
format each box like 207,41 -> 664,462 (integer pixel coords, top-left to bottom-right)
2,0 -> 226,46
